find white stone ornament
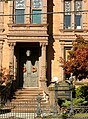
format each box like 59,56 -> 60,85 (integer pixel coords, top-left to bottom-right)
16,0 -> 25,9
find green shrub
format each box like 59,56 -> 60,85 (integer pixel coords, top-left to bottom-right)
75,85 -> 88,106
76,85 -> 88,100
62,100 -> 70,107
73,98 -> 88,106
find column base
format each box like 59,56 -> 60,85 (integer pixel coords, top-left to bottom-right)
40,79 -> 49,94
35,117 -> 42,119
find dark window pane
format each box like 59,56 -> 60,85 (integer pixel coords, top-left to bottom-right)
16,9 -> 24,24
75,15 -> 81,28
32,10 -> 41,24
64,15 -> 71,29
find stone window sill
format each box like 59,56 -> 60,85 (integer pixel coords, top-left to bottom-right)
8,23 -> 48,27
60,29 -> 87,32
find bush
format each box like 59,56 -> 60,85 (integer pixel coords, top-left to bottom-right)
76,85 -> 88,100
73,98 -> 88,106
62,100 -> 70,107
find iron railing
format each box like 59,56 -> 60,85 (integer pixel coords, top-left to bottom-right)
0,82 -> 88,119
0,100 -> 88,119
0,100 -> 36,119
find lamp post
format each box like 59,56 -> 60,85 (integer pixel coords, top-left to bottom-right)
36,93 -> 42,117
69,75 -> 74,116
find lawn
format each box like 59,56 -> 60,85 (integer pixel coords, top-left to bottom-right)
74,113 -> 88,117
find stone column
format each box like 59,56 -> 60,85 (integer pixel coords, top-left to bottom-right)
9,43 -> 15,80
40,42 -> 49,94
14,55 -> 17,80
60,42 -> 64,80
39,56 -> 42,88
0,41 -> 3,81
41,43 -> 46,80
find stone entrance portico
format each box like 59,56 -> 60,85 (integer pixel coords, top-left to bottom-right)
7,24 -> 48,94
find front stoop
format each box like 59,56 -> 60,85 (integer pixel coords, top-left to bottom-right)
5,87 -> 50,114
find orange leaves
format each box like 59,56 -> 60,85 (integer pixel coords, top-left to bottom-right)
59,35 -> 88,80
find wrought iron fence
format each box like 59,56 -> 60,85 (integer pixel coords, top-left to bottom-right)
73,106 -> 88,114
0,91 -> 50,119
0,81 -> 88,119
0,99 -> 51,119
0,99 -> 37,119
0,100 -> 88,119
42,106 -> 88,119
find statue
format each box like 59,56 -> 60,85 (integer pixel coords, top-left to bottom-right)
23,50 -> 38,87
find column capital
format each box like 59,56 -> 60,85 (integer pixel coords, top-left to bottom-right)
83,0 -> 87,3
61,0 -> 64,2
0,40 -> 4,44
0,40 -> 3,49
40,42 -> 48,47
9,42 -> 15,79
9,42 -> 16,48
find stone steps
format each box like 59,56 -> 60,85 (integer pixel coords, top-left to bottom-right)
5,87 -> 50,113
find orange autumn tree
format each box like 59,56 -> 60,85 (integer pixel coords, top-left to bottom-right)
60,35 -> 88,80
1,68 -> 9,86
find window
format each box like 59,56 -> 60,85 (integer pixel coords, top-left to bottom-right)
75,0 -> 82,29
64,47 -> 72,79
64,0 -> 82,29
31,0 -> 42,24
13,0 -> 43,24
64,1 -> 71,29
32,10 -> 41,24
15,0 -> 25,24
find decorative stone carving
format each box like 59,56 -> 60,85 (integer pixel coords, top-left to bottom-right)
16,0 -> 25,9
65,1 -> 71,15
75,0 -> 82,15
33,0 -> 42,8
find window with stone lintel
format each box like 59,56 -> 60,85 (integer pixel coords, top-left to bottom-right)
64,0 -> 83,30
13,0 -> 43,24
